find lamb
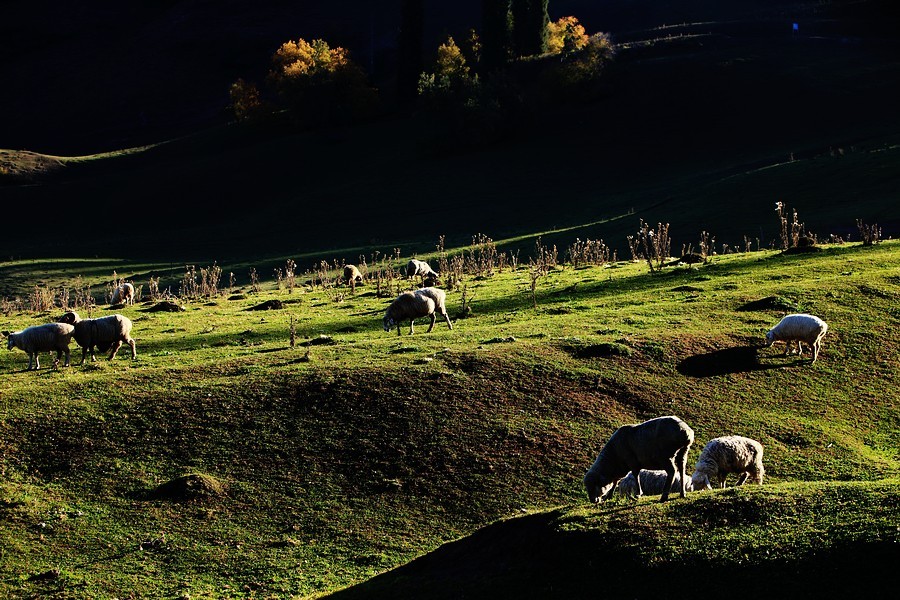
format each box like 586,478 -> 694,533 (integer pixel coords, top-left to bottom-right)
690,435 -> 764,490
59,311 -> 137,364
111,282 -> 135,306
764,313 -> 828,362
343,264 -> 363,286
406,259 -> 440,283
616,469 -> 694,499
383,287 -> 453,335
584,415 -> 694,503
5,322 -> 75,370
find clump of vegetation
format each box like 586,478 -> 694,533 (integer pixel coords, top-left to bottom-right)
857,219 -> 882,246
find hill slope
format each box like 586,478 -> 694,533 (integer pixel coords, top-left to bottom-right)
1,241 -> 898,597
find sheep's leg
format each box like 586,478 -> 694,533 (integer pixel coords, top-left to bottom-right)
426,314 -> 436,333
396,324 -> 402,336
443,312 -> 453,330
108,340 -> 123,361
660,463 -> 676,502
63,347 -> 70,367
674,446 -> 689,498
80,346 -> 88,365
736,473 -> 749,486
631,468 -> 644,499
128,339 -> 137,360
28,352 -> 37,370
408,319 -> 415,335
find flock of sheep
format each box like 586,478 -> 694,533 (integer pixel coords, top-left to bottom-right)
584,415 -> 766,503
3,259 -> 833,511
4,283 -> 137,370
5,260 -> 829,375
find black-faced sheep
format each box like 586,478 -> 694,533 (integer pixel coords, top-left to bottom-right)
406,259 -> 440,283
343,264 -> 363,286
690,435 -> 764,490
617,469 -> 694,499
59,311 -> 136,364
584,415 -> 694,503
764,313 -> 828,362
5,323 -> 75,370
383,287 -> 453,335
111,282 -> 135,306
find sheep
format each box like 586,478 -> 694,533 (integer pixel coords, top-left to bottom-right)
111,282 -> 135,306
383,287 -> 453,335
5,322 -> 75,370
616,469 -> 694,499
584,415 -> 694,503
343,264 -> 363,286
690,435 -> 764,491
406,259 -> 440,283
59,311 -> 136,364
764,313 -> 828,362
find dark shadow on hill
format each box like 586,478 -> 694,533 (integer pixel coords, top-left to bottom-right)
325,506 -> 900,600
677,345 -> 784,377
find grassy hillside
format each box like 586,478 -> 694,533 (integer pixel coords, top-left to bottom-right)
1,240 -> 898,597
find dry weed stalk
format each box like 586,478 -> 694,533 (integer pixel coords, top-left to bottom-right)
635,220 -> 671,272
566,238 -> 610,268
285,259 -> 297,293
249,268 -> 261,294
856,219 -> 881,246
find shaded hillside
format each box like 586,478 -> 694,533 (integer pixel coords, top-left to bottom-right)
2,8 -> 899,261
0,1 -> 887,154
326,483 -> 900,599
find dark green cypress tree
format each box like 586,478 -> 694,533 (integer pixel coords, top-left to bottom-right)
398,0 -> 425,102
481,0 -> 511,72
511,0 -> 549,57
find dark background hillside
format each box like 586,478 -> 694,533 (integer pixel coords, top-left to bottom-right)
0,0 -> 897,262
1,0 -> 882,154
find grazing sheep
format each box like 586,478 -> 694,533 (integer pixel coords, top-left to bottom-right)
111,282 -> 135,305
343,264 -> 363,286
59,311 -> 136,364
764,313 -> 828,362
383,287 -> 453,335
617,469 -> 694,499
5,323 -> 75,370
406,259 -> 439,283
691,435 -> 764,490
584,415 -> 694,503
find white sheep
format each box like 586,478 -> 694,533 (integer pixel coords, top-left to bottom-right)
406,259 -> 440,283
617,469 -> 694,499
5,322 -> 75,370
383,287 -> 453,335
690,435 -> 764,490
111,282 -> 135,306
764,313 -> 828,362
584,415 -> 694,503
343,264 -> 363,286
59,311 -> 136,364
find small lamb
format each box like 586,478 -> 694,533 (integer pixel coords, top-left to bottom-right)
764,313 -> 828,362
406,259 -> 439,283
5,322 -> 75,370
111,282 -> 135,306
59,311 -> 136,364
617,469 -> 694,499
691,435 -> 764,490
584,415 -> 694,503
383,287 -> 453,335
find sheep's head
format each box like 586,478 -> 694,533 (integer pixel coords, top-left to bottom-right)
6,334 -> 15,351
584,471 -> 616,504
59,311 -> 81,325
383,315 -> 395,332
691,472 -> 712,491
763,329 -> 776,347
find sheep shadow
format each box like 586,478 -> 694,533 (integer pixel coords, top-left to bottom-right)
677,345 -> 786,377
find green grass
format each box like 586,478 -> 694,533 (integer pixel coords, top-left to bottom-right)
1,240 -> 898,598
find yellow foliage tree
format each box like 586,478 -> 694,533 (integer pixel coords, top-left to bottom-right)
418,37 -> 475,98
269,38 -> 376,125
546,16 -> 589,55
228,78 -> 264,122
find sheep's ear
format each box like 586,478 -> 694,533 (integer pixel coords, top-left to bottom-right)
0,331 -> 8,337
